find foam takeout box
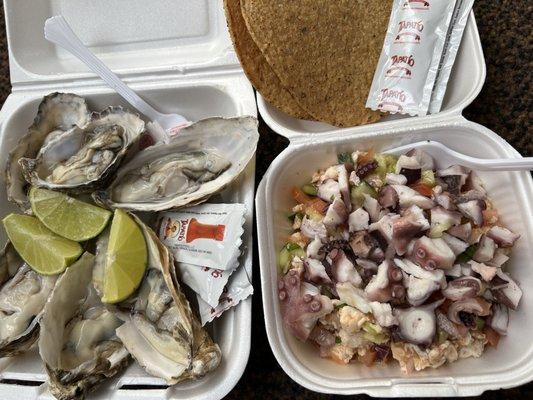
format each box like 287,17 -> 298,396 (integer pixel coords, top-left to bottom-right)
0,1 -> 256,399
255,12 -> 533,397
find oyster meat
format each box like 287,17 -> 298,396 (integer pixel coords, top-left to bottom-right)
39,252 -> 130,400
0,242 -> 57,358
20,107 -> 144,193
93,116 -> 259,211
6,93 -> 90,210
115,216 -> 221,383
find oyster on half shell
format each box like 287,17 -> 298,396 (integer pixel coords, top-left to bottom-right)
93,116 -> 259,211
19,107 -> 144,193
39,252 -> 130,400
6,93 -> 90,210
0,242 -> 57,358
113,216 -> 221,383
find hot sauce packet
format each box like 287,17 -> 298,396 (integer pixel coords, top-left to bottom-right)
157,203 -> 246,270
366,0 -> 469,116
197,266 -> 253,326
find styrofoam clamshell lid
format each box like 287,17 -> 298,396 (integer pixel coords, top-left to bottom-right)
4,0 -> 239,84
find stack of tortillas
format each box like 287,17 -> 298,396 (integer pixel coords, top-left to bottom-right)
224,0 -> 393,127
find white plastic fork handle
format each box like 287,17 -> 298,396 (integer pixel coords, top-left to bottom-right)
385,140 -> 533,172
44,16 -> 189,128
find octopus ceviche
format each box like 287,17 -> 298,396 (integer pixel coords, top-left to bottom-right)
278,148 -> 522,373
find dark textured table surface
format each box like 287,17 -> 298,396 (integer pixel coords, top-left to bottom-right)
0,1 -> 531,399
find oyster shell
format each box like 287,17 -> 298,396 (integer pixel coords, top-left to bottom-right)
6,93 -> 90,210
19,107 -> 144,193
114,216 -> 221,383
93,116 -> 259,211
39,252 -> 130,400
0,242 -> 57,357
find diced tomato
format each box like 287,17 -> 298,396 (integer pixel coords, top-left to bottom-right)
410,182 -> 433,197
292,187 -> 328,214
357,149 -> 375,166
484,327 -> 501,347
358,348 -> 377,367
482,209 -> 499,226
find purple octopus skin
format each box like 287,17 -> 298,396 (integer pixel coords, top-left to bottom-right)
457,189 -> 487,203
436,310 -> 461,339
486,226 -> 520,248
337,164 -> 352,212
363,194 -> 381,222
464,171 -> 487,195
437,165 -> 470,187
394,300 -> 443,346
392,206 -> 429,256
447,297 -> 491,325
350,231 -> 376,258
378,185 -> 399,210
447,223 -> 472,242
399,168 -> 422,185
442,277 -> 482,301
279,267 -> 334,341
309,325 -> 336,348
492,271 -> 522,310
488,303 -> 509,336
457,200 -> 486,226
411,236 -> 455,270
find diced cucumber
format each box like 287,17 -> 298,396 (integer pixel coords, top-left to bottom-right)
457,245 -> 477,263
429,221 -> 453,238
286,242 -> 301,252
350,181 -> 377,208
475,317 -> 486,331
374,154 -> 398,178
301,184 -> 318,196
420,170 -> 436,187
438,329 -> 449,344
278,243 -> 306,274
337,152 -> 352,164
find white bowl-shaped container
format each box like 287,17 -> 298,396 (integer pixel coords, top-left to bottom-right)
255,118 -> 533,397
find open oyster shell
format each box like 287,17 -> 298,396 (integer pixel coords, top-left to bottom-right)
6,93 -> 90,210
19,107 -> 144,194
93,116 -> 259,211
114,215 -> 221,384
39,252 -> 131,400
0,242 -> 57,358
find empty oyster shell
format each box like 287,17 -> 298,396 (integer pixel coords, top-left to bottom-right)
93,116 -> 259,211
19,107 -> 144,193
39,252 -> 131,400
0,242 -> 57,358
6,93 -> 90,210
114,216 -> 220,383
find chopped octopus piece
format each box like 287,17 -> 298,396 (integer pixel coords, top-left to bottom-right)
429,206 -> 462,238
300,216 -> 327,240
323,198 -> 348,227
487,249 -> 509,267
279,267 -> 334,341
394,258 -> 445,283
441,233 -> 469,256
309,325 -> 336,348
330,249 -> 362,287
378,185 -> 399,210
486,226 -> 520,248
369,302 -> 398,327
391,185 -> 435,209
442,276 -> 482,301
434,192 -> 456,211
469,260 -> 497,282
336,282 -> 372,313
447,223 -> 472,242
365,260 -> 392,302
394,300 -> 443,345
447,297 -> 491,325
457,200 -> 486,226
457,189 -> 487,203
337,164 -> 351,212
317,179 -> 341,202
350,231 -> 376,258
348,208 -> 369,232
400,168 -> 422,185
392,205 -> 430,255
472,235 -> 496,262
356,258 -> 378,271
363,194 -> 381,222
488,303 -> 509,336
437,165 -> 470,194
411,236 -> 455,270
405,148 -> 435,171
369,213 -> 400,243
445,264 -> 462,278
395,154 -> 421,174
464,171 -> 487,195
385,173 -> 407,186
349,170 -> 360,186
492,270 -> 522,310
436,310 -> 461,339
405,275 -> 440,306
306,236 -> 323,260
304,258 -> 332,285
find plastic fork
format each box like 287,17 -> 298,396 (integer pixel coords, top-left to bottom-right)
44,15 -> 190,142
384,140 -> 533,171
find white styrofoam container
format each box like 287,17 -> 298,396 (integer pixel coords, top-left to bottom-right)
255,13 -> 533,397
0,1 -> 256,399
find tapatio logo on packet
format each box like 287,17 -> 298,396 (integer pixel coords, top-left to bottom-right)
395,21 -> 424,44
377,88 -> 408,112
386,54 -> 415,78
402,0 -> 430,10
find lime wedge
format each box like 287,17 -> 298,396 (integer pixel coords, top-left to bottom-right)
29,187 -> 112,241
2,214 -> 82,275
102,209 -> 147,303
